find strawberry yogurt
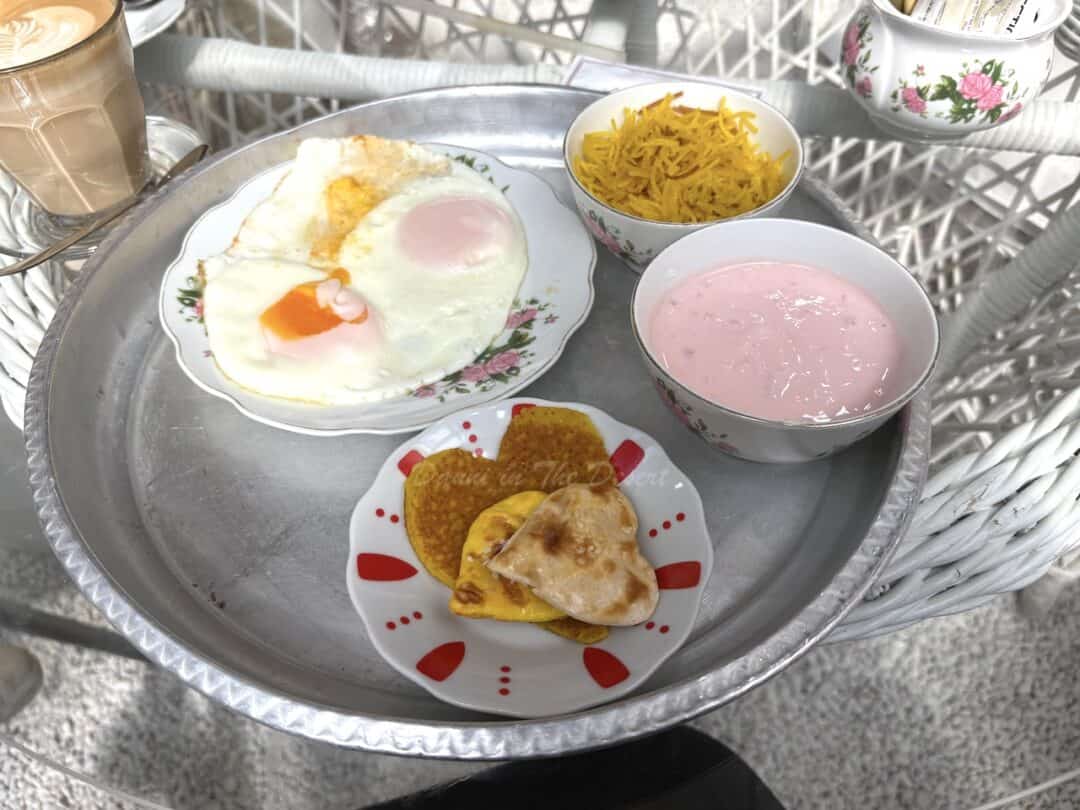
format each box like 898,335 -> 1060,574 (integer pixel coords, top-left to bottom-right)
648,261 -> 901,423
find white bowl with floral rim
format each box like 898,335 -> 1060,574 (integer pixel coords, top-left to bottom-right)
840,0 -> 1071,142
346,398 -> 713,718
159,145 -> 595,435
563,81 -> 804,273
631,218 -> 939,464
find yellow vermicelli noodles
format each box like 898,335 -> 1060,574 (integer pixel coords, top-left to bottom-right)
572,93 -> 792,224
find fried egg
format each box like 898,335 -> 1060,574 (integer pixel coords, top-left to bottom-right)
201,138 -> 528,406
230,136 -> 452,266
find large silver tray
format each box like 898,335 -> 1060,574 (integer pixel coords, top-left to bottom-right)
25,85 -> 930,758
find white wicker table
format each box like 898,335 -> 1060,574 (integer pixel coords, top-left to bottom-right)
1,0 -> 1078,646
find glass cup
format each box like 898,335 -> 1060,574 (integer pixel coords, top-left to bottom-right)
0,0 -> 149,224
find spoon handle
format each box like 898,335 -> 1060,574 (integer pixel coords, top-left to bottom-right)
0,143 -> 208,279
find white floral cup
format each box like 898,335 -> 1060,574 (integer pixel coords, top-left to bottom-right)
563,81 -> 804,273
841,0 -> 1070,142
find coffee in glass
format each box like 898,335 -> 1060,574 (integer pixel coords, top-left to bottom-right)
0,0 -> 149,220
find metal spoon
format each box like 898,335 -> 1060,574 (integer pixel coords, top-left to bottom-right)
0,143 -> 209,279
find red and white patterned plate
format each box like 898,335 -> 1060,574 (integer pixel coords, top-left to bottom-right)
346,398 -> 713,718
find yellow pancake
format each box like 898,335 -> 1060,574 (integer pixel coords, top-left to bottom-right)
403,448 -> 500,588
449,491 -> 566,622
541,617 -> 610,644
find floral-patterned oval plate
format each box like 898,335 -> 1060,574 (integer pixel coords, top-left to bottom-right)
158,145 -> 596,435
346,398 -> 713,718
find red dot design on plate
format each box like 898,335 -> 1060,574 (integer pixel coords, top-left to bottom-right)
462,421 -> 471,429
385,611 -> 424,631
375,508 -> 385,518
416,642 -> 466,682
495,664 -> 512,696
511,403 -> 536,417
645,512 -> 688,540
645,622 -> 655,630
390,514 -> 400,524
655,561 -> 702,590
609,440 -> 645,483
356,553 -> 417,582
474,448 -> 484,457
468,434 -> 478,443
660,625 -> 670,634
583,648 -> 630,689
398,449 -> 425,477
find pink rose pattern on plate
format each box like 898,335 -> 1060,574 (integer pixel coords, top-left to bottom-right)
177,274 -> 205,325
890,58 -> 1024,125
409,298 -> 555,403
842,15 -> 877,97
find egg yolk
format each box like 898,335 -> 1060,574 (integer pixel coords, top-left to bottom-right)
398,196 -> 513,271
310,177 -> 384,264
259,268 -> 368,341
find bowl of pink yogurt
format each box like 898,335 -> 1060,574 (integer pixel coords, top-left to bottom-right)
632,218 -> 939,463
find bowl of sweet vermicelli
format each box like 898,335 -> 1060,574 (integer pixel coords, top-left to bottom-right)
563,81 -> 804,272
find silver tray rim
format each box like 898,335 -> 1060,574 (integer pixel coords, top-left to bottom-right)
25,84 -> 931,759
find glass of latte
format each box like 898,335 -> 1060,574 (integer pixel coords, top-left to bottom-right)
0,0 -> 149,223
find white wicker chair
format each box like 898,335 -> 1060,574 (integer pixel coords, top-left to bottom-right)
2,0 -> 1079,641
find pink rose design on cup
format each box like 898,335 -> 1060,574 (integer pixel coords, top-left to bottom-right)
901,86 -> 926,114
893,59 -> 1020,126
959,72 -> 994,101
855,77 -> 872,98
976,82 -> 1004,111
484,351 -> 519,376
506,308 -> 537,329
195,298 -> 204,319
414,385 -> 435,398
461,364 -> 489,383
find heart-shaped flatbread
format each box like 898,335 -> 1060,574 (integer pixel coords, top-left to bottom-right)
487,483 -> 659,626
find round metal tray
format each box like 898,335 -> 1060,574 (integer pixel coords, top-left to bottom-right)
25,85 -> 930,758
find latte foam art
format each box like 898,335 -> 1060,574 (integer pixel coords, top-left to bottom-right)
0,6 -> 101,69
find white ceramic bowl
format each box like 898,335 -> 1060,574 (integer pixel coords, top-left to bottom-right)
563,81 -> 805,273
631,218 -> 939,464
841,0 -> 1070,142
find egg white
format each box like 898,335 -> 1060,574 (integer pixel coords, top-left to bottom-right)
201,256 -> 386,405
229,137 -> 451,264
337,163 -> 527,384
